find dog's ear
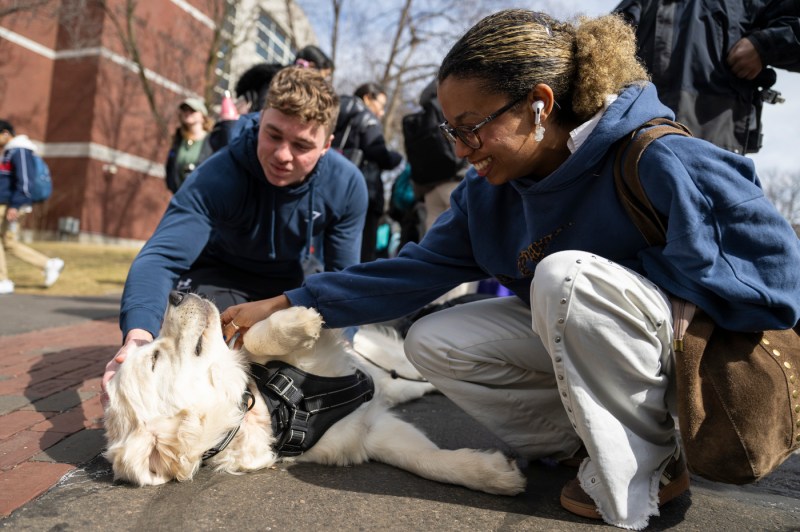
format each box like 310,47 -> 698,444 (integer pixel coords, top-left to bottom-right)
105,426 -> 173,486
105,411 -> 206,486
243,307 -> 323,358
147,410 -> 206,482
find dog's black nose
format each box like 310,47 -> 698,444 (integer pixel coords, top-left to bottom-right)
169,290 -> 185,307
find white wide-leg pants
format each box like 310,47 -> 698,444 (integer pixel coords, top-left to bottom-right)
405,250 -> 679,529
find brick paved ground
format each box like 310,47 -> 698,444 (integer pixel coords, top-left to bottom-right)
0,318 -> 118,517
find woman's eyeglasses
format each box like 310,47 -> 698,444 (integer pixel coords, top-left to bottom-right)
438,94 -> 527,150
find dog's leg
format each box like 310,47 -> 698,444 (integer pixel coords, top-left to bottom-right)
364,413 -> 526,496
243,307 -> 323,360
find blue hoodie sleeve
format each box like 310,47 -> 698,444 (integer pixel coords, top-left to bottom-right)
119,159 -> 238,339
319,155 -> 369,271
287,182 -> 488,328
635,135 -> 800,331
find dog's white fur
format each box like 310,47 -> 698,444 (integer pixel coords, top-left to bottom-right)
104,293 -> 526,495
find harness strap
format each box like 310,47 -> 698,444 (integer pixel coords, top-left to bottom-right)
250,360 -> 374,457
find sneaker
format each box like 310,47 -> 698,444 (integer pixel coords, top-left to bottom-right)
44,257 -> 65,287
560,447 -> 689,520
0,279 -> 14,294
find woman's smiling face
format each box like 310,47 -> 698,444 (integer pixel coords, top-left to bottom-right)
438,76 -> 541,185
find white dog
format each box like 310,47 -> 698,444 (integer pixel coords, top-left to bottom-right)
104,291 -> 526,496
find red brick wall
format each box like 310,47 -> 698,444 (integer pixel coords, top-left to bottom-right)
1,0 -> 219,241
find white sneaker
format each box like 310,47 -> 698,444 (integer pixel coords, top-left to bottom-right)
44,257 -> 65,287
0,279 -> 14,294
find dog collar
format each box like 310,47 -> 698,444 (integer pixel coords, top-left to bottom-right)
201,390 -> 255,462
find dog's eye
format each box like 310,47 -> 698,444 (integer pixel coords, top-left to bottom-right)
195,337 -> 203,356
151,349 -> 160,371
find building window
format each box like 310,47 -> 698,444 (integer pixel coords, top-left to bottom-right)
254,11 -> 294,65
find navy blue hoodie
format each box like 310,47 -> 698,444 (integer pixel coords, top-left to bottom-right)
120,118 -> 368,338
288,83 -> 800,332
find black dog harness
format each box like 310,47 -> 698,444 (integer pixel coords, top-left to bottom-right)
250,361 -> 374,457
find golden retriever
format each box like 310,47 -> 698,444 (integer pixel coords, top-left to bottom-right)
104,291 -> 526,495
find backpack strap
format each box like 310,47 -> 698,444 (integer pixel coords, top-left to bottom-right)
613,118 -> 692,246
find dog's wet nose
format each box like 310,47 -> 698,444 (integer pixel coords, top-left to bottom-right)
169,290 -> 186,307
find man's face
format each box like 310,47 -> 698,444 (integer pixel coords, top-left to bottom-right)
257,108 -> 332,187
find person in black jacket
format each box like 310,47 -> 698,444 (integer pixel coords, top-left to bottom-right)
333,83 -> 403,262
614,0 -> 800,154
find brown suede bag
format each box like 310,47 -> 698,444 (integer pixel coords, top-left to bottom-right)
614,119 -> 800,484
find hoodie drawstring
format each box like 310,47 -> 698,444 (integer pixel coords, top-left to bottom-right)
303,181 -> 316,260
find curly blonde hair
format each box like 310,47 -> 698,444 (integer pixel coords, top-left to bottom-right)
265,66 -> 340,133
438,9 -> 648,123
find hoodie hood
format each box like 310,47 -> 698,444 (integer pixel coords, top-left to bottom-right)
4,134 -> 38,154
514,83 -> 673,193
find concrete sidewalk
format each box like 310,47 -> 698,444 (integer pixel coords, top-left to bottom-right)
0,293 -> 798,530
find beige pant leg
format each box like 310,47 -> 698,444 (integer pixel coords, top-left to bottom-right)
423,181 -> 459,231
0,205 -> 50,278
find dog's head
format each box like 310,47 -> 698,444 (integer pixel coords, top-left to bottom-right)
104,291 -> 250,486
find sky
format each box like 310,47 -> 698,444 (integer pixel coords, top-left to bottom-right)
301,0 -> 799,178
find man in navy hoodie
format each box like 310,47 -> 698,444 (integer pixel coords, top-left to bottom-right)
102,67 -> 367,392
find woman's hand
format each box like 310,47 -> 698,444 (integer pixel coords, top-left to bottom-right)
220,295 -> 291,348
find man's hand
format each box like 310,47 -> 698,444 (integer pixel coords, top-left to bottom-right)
101,328 -> 153,407
220,295 -> 291,349
6,207 -> 18,222
727,37 -> 763,80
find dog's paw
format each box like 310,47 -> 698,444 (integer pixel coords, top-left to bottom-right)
243,307 -> 324,358
476,451 -> 527,496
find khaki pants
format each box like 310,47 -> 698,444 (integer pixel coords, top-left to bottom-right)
0,204 -> 50,281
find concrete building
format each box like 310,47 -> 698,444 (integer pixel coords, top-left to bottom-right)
0,0 -> 317,244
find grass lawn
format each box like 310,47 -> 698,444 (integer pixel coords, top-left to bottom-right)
6,241 -> 140,296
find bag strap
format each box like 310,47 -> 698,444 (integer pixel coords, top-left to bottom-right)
613,118 -> 694,350
613,118 -> 691,247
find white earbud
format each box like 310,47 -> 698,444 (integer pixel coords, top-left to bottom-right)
532,100 -> 545,142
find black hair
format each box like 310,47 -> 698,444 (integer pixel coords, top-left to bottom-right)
0,119 -> 15,136
354,82 -> 385,100
235,63 -> 284,111
294,45 -> 334,71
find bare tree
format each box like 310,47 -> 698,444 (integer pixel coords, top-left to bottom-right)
305,0 -> 485,144
297,0 -> 608,145
0,0 -> 54,19
762,169 -> 800,226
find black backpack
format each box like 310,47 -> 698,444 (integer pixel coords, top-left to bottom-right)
402,100 -> 464,186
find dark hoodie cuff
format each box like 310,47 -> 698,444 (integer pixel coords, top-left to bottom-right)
285,287 -> 317,309
120,307 -> 161,344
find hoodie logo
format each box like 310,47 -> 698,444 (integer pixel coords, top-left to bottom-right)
517,224 -> 570,276
311,210 -> 322,221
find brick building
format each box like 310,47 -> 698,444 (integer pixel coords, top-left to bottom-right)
0,0 -> 316,244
